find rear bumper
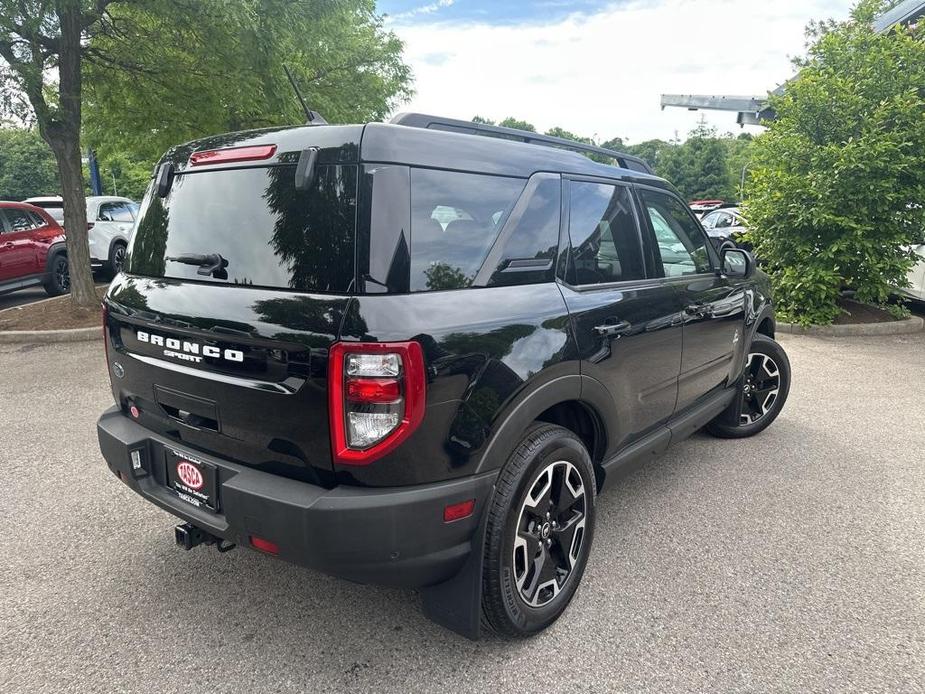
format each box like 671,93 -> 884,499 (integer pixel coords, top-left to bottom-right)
97,406 -> 495,587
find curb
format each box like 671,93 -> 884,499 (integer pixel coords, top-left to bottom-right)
0,327 -> 100,344
777,315 -> 924,337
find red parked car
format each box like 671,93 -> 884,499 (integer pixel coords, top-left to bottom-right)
0,201 -> 69,297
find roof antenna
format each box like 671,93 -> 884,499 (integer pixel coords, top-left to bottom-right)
284,64 -> 327,125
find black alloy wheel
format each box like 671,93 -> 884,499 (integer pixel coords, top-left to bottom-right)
512,459 -> 588,607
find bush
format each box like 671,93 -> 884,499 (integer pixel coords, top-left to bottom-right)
744,0 -> 925,325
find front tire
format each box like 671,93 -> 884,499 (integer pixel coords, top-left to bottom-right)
43,254 -> 70,297
481,424 -> 596,637
707,334 -> 791,438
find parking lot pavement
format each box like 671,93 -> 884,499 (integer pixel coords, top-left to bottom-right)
1,332 -> 923,694
0,286 -> 51,311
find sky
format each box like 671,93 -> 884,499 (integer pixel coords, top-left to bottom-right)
377,0 -> 855,144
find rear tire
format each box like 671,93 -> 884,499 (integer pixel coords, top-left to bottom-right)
106,242 -> 127,280
43,254 -> 70,297
706,334 -> 790,438
481,424 -> 596,637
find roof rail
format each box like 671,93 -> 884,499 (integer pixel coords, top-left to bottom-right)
389,113 -> 654,175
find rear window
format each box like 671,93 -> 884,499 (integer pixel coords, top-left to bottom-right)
126,165 -> 357,293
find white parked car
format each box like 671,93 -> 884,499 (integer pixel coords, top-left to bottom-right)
900,243 -> 925,302
23,195 -> 139,278
86,196 -> 139,277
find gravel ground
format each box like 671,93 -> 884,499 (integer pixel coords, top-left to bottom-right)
1,332 -> 923,693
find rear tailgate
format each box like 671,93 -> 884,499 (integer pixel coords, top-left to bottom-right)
105,275 -> 347,485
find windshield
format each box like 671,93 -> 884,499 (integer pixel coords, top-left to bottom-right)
126,164 -> 357,293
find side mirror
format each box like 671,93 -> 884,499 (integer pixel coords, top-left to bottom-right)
721,247 -> 755,279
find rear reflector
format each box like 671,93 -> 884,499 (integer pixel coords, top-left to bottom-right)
443,499 -> 476,523
190,144 -> 277,166
129,404 -> 140,419
249,536 -> 279,555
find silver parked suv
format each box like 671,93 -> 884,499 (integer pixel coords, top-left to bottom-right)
24,195 -> 139,278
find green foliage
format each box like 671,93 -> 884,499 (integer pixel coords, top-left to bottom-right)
499,117 -> 536,132
655,119 -> 737,200
82,0 -> 412,162
744,0 -> 925,325
471,117 -> 751,196
0,127 -> 59,199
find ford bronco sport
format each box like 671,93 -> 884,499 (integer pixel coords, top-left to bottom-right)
97,114 -> 790,638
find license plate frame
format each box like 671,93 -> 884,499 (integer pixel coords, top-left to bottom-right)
164,447 -> 219,512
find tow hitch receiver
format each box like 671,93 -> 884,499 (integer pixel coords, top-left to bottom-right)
174,522 -> 235,553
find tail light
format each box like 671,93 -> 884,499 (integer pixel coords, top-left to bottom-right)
189,144 -> 277,166
328,341 -> 426,466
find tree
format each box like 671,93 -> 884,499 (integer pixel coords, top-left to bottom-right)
0,126 -> 59,199
0,1 -> 106,307
499,117 -> 536,132
82,1 -> 412,163
1,1 -> 411,308
744,0 -> 925,325
657,119 -> 732,200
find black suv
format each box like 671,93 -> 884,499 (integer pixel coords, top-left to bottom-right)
97,114 -> 790,638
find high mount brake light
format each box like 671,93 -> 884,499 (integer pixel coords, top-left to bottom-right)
189,144 -> 277,166
328,342 -> 426,466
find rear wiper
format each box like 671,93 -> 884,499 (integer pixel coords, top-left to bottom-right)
166,253 -> 229,279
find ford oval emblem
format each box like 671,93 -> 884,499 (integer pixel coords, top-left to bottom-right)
112,361 -> 125,378
176,461 -> 204,490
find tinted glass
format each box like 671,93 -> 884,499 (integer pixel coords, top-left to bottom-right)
482,175 -> 560,287
567,181 -> 644,284
3,208 -> 36,232
640,189 -> 712,277
127,165 -> 357,292
99,202 -> 135,223
714,212 -> 733,229
409,169 -> 524,291
27,211 -> 47,227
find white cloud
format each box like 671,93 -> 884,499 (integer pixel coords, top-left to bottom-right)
389,0 -> 853,143
387,0 -> 456,22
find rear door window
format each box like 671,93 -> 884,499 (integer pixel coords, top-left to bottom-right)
475,174 -> 561,287
3,208 -> 37,232
566,181 -> 645,285
127,164 -> 358,293
409,169 -> 525,291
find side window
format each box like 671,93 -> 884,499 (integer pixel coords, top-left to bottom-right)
567,181 -> 644,285
478,174 -> 560,287
714,212 -> 733,229
99,202 -> 134,222
409,169 -> 525,292
640,189 -> 713,277
27,211 -> 47,228
3,208 -> 36,232
701,212 -> 717,229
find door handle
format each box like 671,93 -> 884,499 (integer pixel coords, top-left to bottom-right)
593,320 -> 631,337
684,303 -> 711,318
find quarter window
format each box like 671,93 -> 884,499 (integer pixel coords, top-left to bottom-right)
98,202 -> 135,223
567,181 -> 644,285
409,169 -> 524,292
640,189 -> 712,277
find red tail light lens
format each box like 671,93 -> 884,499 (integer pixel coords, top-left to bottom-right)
189,144 -> 277,166
249,536 -> 279,555
328,341 -> 426,466
444,499 -> 476,523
